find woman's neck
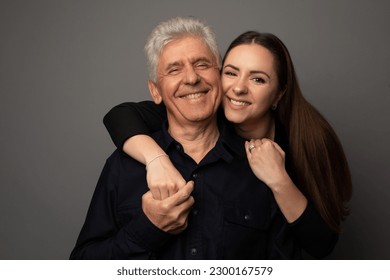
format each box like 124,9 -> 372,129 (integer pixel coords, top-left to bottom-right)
234,115 -> 275,141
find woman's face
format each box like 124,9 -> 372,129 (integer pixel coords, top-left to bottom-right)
221,44 -> 284,128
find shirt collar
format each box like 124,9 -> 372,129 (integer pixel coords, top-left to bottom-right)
152,117 -> 247,164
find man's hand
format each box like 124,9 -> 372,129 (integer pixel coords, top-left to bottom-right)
142,180 -> 195,234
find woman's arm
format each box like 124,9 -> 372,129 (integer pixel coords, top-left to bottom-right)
245,139 -> 337,258
125,135 -> 186,200
245,139 -> 307,222
103,101 -> 166,149
103,101 -> 186,200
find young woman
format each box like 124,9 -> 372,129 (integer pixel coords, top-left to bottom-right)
103,31 -> 352,258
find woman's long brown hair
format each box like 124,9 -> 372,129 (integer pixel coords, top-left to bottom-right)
223,31 -> 352,233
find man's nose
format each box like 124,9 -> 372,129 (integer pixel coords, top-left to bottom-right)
183,67 -> 200,85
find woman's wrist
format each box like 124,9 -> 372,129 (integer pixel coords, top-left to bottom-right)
146,153 -> 169,170
266,171 -> 293,193
122,135 -> 166,165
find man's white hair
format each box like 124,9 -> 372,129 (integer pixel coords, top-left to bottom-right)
144,16 -> 221,82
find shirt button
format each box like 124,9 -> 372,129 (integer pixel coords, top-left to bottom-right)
244,214 -> 251,221
190,248 -> 197,255
193,209 -> 199,216
192,173 -> 198,179
176,144 -> 181,150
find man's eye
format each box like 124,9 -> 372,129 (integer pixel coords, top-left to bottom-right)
168,68 -> 179,75
195,63 -> 210,70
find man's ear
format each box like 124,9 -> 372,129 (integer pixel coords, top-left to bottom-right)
148,80 -> 163,104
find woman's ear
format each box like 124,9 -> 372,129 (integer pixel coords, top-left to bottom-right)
279,87 -> 287,99
272,88 -> 286,110
148,80 -> 163,104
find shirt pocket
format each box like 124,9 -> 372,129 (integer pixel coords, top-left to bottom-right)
221,203 -> 270,259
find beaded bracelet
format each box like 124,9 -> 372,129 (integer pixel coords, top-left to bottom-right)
145,154 -> 169,171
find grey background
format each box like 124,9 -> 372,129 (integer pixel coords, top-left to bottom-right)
0,0 -> 389,259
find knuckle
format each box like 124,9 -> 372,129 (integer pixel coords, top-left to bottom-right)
141,192 -> 150,201
151,182 -> 162,189
167,182 -> 177,191
263,140 -> 271,146
160,201 -> 171,212
178,179 -> 186,185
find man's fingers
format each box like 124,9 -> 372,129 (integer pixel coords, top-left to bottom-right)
173,180 -> 194,205
151,188 -> 162,200
167,179 -> 186,197
159,187 -> 170,200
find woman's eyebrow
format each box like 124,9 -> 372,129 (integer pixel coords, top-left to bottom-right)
249,70 -> 271,79
223,64 -> 239,71
223,64 -> 271,78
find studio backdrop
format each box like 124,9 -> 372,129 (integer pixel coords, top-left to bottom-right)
0,0 -> 389,259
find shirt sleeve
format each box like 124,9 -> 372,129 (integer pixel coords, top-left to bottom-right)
69,153 -> 173,259
288,203 -> 338,259
103,101 -> 167,149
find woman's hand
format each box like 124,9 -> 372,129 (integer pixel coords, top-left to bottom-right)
146,154 -> 187,200
122,135 -> 187,200
245,138 -> 308,222
245,138 -> 288,189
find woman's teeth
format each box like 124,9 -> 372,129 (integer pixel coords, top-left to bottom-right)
229,98 -> 250,106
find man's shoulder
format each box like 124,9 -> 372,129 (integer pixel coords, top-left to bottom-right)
105,149 -> 140,169
106,148 -> 125,161
100,149 -> 146,189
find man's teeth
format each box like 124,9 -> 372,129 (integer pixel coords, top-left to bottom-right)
230,98 -> 250,106
183,93 -> 204,99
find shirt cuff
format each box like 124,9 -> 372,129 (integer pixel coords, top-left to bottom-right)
123,208 -> 173,252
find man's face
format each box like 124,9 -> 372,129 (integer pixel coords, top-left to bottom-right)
149,36 -> 222,127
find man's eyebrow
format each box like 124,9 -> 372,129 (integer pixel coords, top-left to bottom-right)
223,64 -> 271,79
163,57 -> 215,72
192,57 -> 213,64
164,61 -> 182,71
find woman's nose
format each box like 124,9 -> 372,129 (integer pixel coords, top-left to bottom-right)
232,80 -> 248,95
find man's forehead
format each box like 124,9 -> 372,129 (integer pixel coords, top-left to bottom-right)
159,37 -> 216,64
165,56 -> 214,67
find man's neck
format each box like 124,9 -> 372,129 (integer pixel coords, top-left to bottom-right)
168,117 -> 220,164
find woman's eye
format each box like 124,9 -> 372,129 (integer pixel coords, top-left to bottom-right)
253,77 -> 265,84
224,71 -> 236,77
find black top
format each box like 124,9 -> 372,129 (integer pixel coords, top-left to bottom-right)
70,119 -> 305,259
101,101 -> 338,259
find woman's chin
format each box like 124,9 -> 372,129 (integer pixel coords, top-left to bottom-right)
224,111 -> 246,125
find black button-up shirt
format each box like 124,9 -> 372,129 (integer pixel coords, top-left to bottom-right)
70,120 -> 298,259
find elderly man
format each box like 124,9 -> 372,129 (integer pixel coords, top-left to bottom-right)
70,17 -> 290,259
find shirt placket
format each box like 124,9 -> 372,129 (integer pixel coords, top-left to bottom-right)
186,168 -> 203,259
